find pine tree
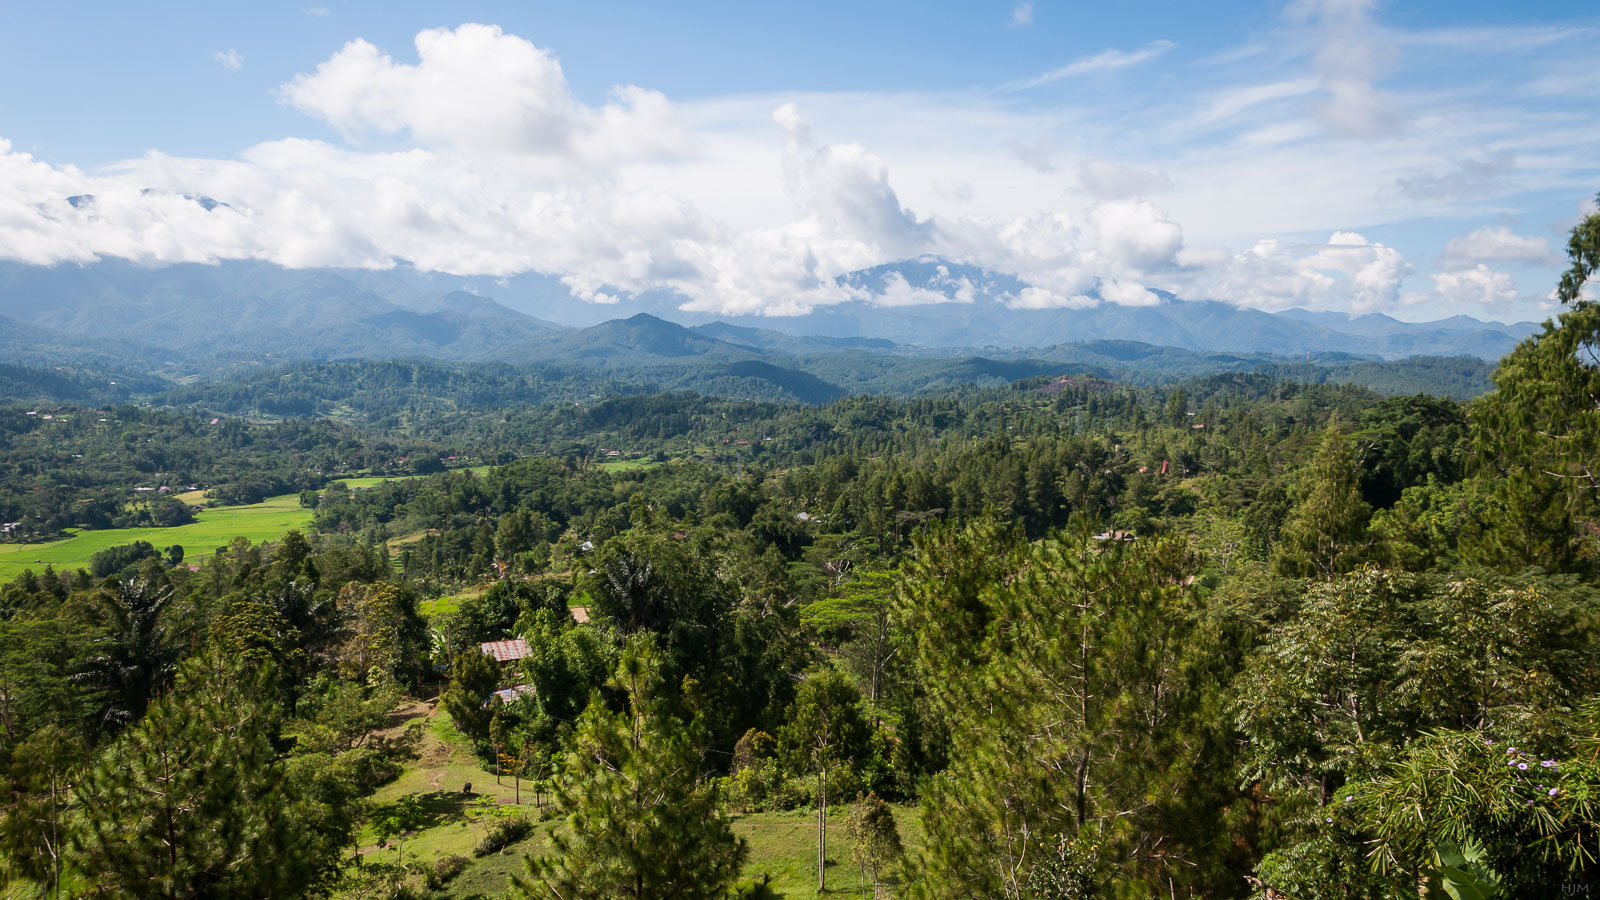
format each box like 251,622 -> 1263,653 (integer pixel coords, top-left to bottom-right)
1468,299 -> 1600,573
0,725 -> 80,900
1555,190 -> 1600,306
512,636 -> 746,900
75,651 -> 337,899
896,518 -> 1201,899
1271,423 -> 1374,579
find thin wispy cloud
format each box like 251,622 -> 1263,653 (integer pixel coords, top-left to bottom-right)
303,6 -> 331,16
1010,1 -> 1034,28
213,49 -> 243,73
1010,40 -> 1175,90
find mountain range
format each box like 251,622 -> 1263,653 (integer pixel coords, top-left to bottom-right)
0,259 -> 1540,381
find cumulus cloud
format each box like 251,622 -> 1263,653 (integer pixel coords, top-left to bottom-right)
1411,264 -> 1518,307
214,49 -> 243,73
279,24 -> 690,165
848,269 -> 977,307
1437,225 -> 1558,270
1005,285 -> 1097,310
1209,231 -> 1410,312
1088,200 -> 1183,272
774,103 -> 932,262
0,18 -> 1585,322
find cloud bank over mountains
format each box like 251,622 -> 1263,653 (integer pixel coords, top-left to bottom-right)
0,3 -> 1593,322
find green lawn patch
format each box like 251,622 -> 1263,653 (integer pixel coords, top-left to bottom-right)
335,703 -> 922,899
597,457 -> 661,472
0,493 -> 313,583
334,465 -> 492,492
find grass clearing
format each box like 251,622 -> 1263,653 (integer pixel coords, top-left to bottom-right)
0,493 -> 313,583
597,457 -> 662,472
337,700 -> 921,898
335,465 -> 492,492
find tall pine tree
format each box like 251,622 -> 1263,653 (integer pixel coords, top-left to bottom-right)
513,636 -> 746,900
1271,422 -> 1374,579
75,650 -> 339,899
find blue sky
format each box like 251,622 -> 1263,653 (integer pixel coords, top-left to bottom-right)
1,1 -> 1596,322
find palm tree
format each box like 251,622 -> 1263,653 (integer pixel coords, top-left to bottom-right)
597,551 -> 657,632
75,576 -> 179,734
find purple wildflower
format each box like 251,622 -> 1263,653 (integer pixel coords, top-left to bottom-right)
1519,762 -> 1529,770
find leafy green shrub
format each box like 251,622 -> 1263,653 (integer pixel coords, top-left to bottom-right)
722,759 -> 809,812
473,816 -> 533,857
427,854 -> 469,888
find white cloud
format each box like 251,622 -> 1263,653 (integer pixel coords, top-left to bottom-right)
848,270 -> 977,307
1009,138 -> 1056,174
213,49 -> 243,73
1078,160 -> 1171,200
1012,40 -> 1175,90
1288,0 -> 1401,137
1207,231 -> 1410,313
279,24 -> 690,165
1099,278 -> 1161,306
1394,152 -> 1515,202
303,6 -> 330,16
1088,200 -> 1183,272
1010,1 -> 1034,27
0,15 -> 1592,323
1408,265 -> 1518,308
1005,285 -> 1097,310
1437,225 -> 1558,270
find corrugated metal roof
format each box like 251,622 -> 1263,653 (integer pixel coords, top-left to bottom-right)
479,639 -> 531,662
491,684 -> 537,705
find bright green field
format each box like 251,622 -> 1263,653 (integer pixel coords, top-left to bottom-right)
597,457 -> 662,472
0,467 -> 498,584
0,494 -> 313,583
336,465 -> 492,491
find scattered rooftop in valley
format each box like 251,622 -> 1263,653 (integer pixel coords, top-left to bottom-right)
478,639 -> 531,662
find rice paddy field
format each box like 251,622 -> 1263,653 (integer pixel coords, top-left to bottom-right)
0,466 -> 497,584
0,493 -> 314,583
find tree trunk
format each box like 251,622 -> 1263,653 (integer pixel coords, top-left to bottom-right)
818,764 -> 828,892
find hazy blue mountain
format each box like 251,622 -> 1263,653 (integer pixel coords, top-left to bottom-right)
0,258 -> 1541,368
503,313 -> 752,362
388,256 -> 1535,359
0,311 -> 179,370
690,322 -> 901,355
0,260 -> 564,369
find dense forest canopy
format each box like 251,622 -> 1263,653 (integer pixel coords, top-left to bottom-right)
1,204 -> 1599,899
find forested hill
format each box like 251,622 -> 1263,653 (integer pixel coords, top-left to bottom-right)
4,297 -> 1599,898
0,348 -> 1494,415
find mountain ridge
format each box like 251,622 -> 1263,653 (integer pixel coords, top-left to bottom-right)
0,259 -> 1541,371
